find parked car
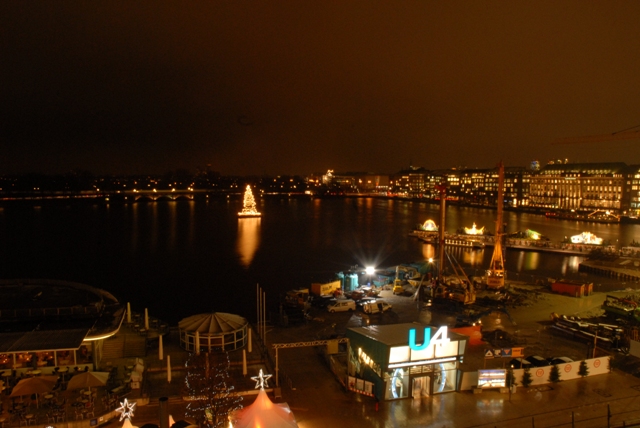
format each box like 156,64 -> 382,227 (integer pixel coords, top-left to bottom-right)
361,301 -> 392,314
548,356 -> 574,365
525,355 -> 550,367
327,300 -> 356,313
356,297 -> 378,308
509,358 -> 532,369
310,295 -> 335,308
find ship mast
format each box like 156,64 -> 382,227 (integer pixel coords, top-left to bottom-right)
486,161 -> 505,289
436,184 -> 446,279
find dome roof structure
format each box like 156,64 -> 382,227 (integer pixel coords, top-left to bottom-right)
178,312 -> 249,352
178,312 -> 248,335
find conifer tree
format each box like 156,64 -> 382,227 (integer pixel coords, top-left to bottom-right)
184,351 -> 243,428
240,185 -> 259,214
578,360 -> 589,377
521,367 -> 533,387
548,365 -> 561,383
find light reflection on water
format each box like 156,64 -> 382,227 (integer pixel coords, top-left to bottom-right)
2,197 -> 639,324
237,217 -> 261,267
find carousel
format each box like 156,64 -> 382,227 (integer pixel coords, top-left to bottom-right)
178,312 -> 249,352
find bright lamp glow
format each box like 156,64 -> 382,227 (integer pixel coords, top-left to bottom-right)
365,266 -> 375,275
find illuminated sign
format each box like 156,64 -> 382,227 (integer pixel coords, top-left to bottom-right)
409,326 -> 450,351
477,369 -> 506,388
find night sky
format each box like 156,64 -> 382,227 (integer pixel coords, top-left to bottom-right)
3,1 -> 640,176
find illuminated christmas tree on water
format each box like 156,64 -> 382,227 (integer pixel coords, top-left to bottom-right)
238,185 -> 261,217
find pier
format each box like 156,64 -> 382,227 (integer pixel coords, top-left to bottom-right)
579,258 -> 640,282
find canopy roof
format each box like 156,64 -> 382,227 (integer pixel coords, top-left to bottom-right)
233,389 -> 298,428
178,313 -> 247,336
0,328 -> 90,353
348,323 -> 469,347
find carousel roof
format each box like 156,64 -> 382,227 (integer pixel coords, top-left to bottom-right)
178,312 -> 248,335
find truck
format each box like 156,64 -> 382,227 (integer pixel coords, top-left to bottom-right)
311,280 -> 342,297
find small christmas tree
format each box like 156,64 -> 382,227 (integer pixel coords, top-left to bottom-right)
578,360 -> 589,377
521,367 -> 533,387
548,365 -> 561,383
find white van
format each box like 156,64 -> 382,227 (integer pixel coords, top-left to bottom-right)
327,300 -> 356,313
362,301 -> 392,314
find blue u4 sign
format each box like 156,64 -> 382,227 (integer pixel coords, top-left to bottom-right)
409,326 -> 450,351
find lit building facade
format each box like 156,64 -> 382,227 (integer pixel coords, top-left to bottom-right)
346,323 -> 468,401
623,165 -> 640,217
528,163 -> 627,213
391,167 -> 428,197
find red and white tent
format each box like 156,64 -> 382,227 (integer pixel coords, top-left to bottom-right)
232,370 -> 298,428
232,388 -> 298,428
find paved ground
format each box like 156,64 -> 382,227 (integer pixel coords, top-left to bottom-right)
130,284 -> 640,428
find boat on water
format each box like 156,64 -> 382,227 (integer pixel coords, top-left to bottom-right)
444,237 -> 485,249
463,223 -> 484,235
621,215 -> 640,224
545,209 -> 620,224
551,314 -> 623,347
602,295 -> 640,322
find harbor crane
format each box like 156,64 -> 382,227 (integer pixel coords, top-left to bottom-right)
485,161 -> 506,290
551,124 -> 640,145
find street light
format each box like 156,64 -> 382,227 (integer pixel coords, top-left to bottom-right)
365,266 -> 375,286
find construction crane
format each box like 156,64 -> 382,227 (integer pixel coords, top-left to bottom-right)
429,182 -> 477,305
552,124 -> 640,145
485,161 -> 505,290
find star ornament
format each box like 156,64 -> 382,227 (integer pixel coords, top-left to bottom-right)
251,369 -> 272,390
116,398 -> 137,421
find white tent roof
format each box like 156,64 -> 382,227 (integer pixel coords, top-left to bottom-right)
178,312 -> 248,335
233,389 -> 298,428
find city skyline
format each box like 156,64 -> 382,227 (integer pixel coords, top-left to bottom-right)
3,2 -> 640,176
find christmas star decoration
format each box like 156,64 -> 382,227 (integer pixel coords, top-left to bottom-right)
251,369 -> 272,390
116,398 -> 136,421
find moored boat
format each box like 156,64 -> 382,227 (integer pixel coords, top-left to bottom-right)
546,209 -> 619,224
602,295 -> 640,322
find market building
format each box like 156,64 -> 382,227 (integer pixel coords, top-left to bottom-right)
346,323 -> 468,401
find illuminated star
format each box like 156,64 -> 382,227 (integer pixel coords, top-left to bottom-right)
250,369 -> 272,390
116,398 -> 136,421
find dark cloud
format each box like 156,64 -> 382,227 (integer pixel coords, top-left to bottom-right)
2,1 -> 640,175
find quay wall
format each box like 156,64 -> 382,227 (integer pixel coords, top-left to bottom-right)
579,260 -> 640,282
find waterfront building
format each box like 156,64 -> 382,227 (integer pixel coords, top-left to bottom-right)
346,323 -> 468,401
624,164 -> 640,217
353,173 -> 390,193
391,166 -> 429,197
0,279 -> 124,375
528,162 -> 626,213
459,168 -> 489,205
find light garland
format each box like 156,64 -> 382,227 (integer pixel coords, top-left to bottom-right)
184,352 -> 243,428
238,185 -> 261,217
116,398 -> 136,421
250,369 -> 272,390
